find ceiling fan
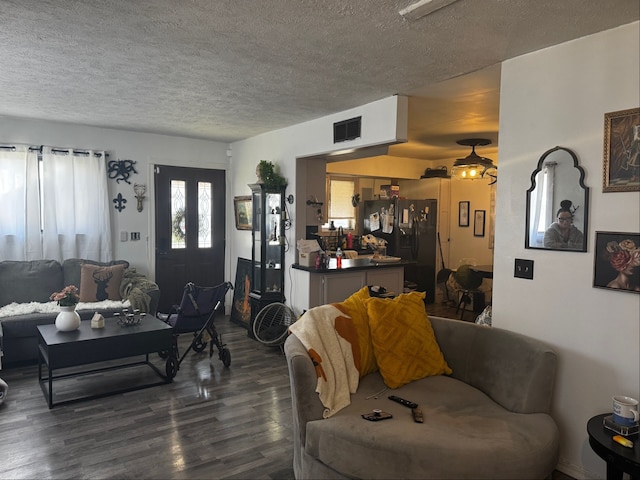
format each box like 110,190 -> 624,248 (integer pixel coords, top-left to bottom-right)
450,138 -> 498,184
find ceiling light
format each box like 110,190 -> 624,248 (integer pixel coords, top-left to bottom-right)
450,138 -> 497,184
399,0 -> 459,21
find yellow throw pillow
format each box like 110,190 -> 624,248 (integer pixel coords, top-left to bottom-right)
366,291 -> 452,389
79,263 -> 126,302
333,286 -> 378,377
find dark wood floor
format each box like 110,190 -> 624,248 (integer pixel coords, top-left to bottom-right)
0,310 -> 574,480
0,319 -> 294,480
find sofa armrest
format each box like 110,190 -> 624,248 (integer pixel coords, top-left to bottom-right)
119,269 -> 160,315
284,333 -> 325,448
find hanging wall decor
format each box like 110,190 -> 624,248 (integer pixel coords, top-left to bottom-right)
474,210 -> 486,237
602,108 -> 640,192
593,231 -> 640,293
108,159 -> 138,184
458,201 -> 470,227
113,193 -> 127,212
133,183 -> 146,212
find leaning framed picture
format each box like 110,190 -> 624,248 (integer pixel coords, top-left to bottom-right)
474,210 -> 486,237
234,195 -> 252,230
593,231 -> 640,294
230,257 -> 253,327
602,107 -> 640,192
458,201 -> 470,227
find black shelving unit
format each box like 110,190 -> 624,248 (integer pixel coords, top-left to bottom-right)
248,183 -> 286,338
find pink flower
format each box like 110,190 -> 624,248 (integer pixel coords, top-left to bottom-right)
50,285 -> 80,307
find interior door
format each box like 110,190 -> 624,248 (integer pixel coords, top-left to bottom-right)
155,165 -> 225,313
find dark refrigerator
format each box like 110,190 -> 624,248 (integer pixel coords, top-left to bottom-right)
362,198 -> 437,303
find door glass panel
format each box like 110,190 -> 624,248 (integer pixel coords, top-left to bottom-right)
171,179 -> 186,249
198,181 -> 211,248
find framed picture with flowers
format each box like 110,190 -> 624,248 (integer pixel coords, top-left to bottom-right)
593,231 -> 640,293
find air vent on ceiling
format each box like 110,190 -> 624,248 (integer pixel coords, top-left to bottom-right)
333,116 -> 361,143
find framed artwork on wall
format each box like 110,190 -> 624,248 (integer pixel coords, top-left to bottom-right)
593,231 -> 640,294
234,195 -> 252,230
474,210 -> 486,237
459,201 -> 470,227
602,107 -> 640,192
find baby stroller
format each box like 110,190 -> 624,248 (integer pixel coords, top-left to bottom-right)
158,281 -> 233,378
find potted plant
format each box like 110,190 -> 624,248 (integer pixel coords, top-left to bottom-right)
50,285 -> 81,331
257,160 -> 287,188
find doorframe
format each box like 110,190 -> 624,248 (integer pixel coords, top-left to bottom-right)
147,162 -> 233,315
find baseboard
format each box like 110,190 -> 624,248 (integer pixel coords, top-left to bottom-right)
556,456 -> 599,480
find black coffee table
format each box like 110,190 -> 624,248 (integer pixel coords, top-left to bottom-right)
587,413 -> 640,480
38,317 -> 175,408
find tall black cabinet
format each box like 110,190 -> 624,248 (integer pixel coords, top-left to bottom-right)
248,183 -> 285,337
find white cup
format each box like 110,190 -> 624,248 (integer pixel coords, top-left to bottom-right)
612,395 -> 640,426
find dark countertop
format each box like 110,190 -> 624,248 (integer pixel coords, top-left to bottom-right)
293,257 -> 415,273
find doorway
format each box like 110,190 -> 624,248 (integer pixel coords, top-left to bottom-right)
154,165 -> 226,312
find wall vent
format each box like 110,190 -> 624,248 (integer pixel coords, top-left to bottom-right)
333,116 -> 361,143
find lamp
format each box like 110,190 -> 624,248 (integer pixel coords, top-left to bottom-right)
450,138 -> 497,184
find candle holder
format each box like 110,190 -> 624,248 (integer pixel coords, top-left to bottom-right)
114,308 -> 146,327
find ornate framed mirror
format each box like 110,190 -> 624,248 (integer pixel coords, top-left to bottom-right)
525,146 -> 589,252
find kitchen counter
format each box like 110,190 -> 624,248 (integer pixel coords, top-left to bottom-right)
292,257 -> 415,273
292,258 -> 414,309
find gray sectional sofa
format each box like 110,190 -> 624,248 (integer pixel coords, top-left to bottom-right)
284,315 -> 560,479
0,259 -> 159,366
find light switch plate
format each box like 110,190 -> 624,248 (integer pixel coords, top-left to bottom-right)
120,231 -> 128,242
514,259 -> 534,279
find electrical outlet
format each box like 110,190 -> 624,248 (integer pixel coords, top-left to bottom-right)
130,232 -> 140,241
514,258 -> 534,279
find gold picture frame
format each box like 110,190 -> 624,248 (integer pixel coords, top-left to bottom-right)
603,107 -> 640,192
234,196 -> 252,230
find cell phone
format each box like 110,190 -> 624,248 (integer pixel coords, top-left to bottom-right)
362,410 -> 393,421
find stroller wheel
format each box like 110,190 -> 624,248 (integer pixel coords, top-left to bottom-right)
220,348 -> 231,367
193,335 -> 207,353
158,350 -> 169,359
165,356 -> 178,379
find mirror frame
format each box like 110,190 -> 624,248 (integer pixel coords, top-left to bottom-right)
525,146 -> 589,252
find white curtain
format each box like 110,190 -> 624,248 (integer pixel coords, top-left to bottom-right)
41,148 -> 112,261
0,146 -> 42,260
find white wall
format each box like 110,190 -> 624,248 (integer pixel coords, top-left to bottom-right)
495,22 -> 640,479
0,117 -> 229,276
229,96 -> 407,315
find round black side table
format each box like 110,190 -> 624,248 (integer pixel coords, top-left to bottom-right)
587,413 -> 640,480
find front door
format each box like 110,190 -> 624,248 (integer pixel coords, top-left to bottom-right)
155,165 -> 225,313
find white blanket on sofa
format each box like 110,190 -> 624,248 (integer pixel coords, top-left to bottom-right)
0,299 -> 131,318
288,304 -> 360,418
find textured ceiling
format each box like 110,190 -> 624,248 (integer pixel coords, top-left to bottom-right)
0,0 -> 637,160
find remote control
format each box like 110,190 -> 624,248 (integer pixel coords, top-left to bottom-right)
412,408 -> 424,423
388,395 -> 418,409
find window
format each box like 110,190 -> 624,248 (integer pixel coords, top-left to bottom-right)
325,176 -> 356,230
0,145 -> 112,261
